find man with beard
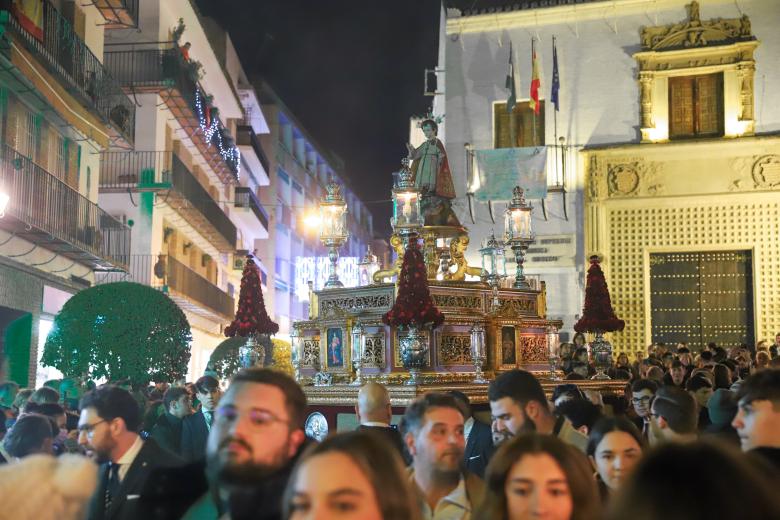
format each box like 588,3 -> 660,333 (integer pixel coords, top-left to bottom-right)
404,392 -> 484,519
488,369 -> 588,452
78,385 -> 183,520
182,368 -> 307,520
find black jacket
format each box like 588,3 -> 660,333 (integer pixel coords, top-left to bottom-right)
151,412 -> 183,457
464,418 -> 495,478
357,424 -> 411,465
87,438 -> 183,520
181,410 -> 210,462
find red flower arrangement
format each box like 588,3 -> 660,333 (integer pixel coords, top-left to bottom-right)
225,255 -> 279,337
574,255 -> 625,333
382,241 -> 445,329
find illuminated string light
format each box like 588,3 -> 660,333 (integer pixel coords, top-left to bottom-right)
195,89 -> 241,178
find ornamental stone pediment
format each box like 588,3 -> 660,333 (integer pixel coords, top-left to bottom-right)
640,1 -> 753,52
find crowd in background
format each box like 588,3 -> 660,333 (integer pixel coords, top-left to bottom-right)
0,334 -> 779,519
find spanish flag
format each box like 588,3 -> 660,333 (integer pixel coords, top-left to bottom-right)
529,38 -> 541,115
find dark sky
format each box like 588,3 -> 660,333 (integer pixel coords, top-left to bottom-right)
199,0 -> 442,236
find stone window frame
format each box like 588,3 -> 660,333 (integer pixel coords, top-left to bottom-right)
634,40 -> 758,143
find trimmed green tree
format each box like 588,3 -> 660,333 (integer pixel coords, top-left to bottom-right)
41,282 -> 192,384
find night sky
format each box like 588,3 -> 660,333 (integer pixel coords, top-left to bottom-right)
198,0 -> 442,236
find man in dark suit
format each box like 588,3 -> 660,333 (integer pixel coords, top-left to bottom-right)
449,390 -> 495,478
150,386 -> 191,456
181,375 -> 221,462
355,382 -> 410,465
78,385 -> 183,520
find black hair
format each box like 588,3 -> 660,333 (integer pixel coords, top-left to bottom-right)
671,359 -> 684,369
447,390 -> 471,418
700,351 -> 714,362
194,375 -> 220,394
403,392 -> 462,437
631,379 -> 659,394
552,384 -> 584,403
23,402 -> 65,418
712,364 -> 732,390
685,375 -> 713,393
231,368 -> 307,429
652,386 -> 697,434
30,386 -> 60,405
163,386 -> 190,412
488,369 -> 547,408
3,413 -> 56,458
736,369 -> 780,407
586,415 -> 644,457
79,385 -> 142,433
557,399 -> 602,432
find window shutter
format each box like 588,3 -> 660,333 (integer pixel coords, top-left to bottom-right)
494,103 -> 512,148
695,73 -> 723,136
669,76 -> 695,138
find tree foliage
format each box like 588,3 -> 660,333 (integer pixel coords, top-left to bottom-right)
41,282 -> 192,384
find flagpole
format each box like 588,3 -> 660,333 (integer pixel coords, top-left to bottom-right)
532,37 -> 537,146
553,36 -> 559,186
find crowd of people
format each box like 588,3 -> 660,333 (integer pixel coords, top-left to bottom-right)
0,336 -> 779,519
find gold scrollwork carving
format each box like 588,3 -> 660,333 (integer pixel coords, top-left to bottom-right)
302,338 -> 320,368
432,294 -> 483,310
519,335 -> 548,364
363,334 -> 386,368
438,334 -> 472,366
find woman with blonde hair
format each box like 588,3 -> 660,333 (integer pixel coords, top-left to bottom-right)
284,430 -> 419,520
476,433 -> 600,520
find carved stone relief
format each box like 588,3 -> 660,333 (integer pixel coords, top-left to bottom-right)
432,294 -> 483,310
640,2 -> 753,52
495,298 -> 537,318
752,155 -> 780,189
605,159 -> 664,197
438,334 -> 472,366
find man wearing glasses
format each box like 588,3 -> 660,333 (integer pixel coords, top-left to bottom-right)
78,385 -> 183,520
647,386 -> 698,446
630,378 -> 659,439
182,368 -> 308,520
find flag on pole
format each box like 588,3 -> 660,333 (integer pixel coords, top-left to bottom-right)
529,39 -> 541,115
505,41 -> 516,113
551,37 -> 560,111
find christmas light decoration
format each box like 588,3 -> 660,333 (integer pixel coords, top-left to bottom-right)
195,89 -> 242,178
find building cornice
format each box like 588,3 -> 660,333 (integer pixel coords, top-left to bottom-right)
446,0 -> 735,35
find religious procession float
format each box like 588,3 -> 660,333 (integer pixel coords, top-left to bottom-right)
228,115 -> 625,435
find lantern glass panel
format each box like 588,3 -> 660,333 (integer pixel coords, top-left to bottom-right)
351,325 -> 363,361
393,190 -> 421,229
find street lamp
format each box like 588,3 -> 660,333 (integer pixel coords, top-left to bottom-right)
504,186 -> 535,289
357,246 -> 380,286
351,321 -> 364,386
480,232 -> 507,311
319,182 -> 349,288
390,158 -> 423,247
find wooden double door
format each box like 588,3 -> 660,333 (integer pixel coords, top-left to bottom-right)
649,251 -> 754,350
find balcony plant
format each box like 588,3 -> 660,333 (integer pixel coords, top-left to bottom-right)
41,281 -> 192,385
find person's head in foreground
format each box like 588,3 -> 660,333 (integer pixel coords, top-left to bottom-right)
476,433 -> 600,520
206,368 -> 307,488
586,416 -> 644,496
3,413 -> 57,459
605,441 -> 780,520
284,431 -> 419,520
489,370 -> 553,445
732,368 -> 780,451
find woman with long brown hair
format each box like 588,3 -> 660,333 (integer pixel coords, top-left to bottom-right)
475,433 -> 600,520
283,430 -> 419,520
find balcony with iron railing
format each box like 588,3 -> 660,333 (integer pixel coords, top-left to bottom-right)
0,142 -> 130,270
98,150 -> 236,252
0,1 -> 135,145
94,253 -> 234,319
104,42 -> 240,182
93,0 -> 139,29
236,124 -> 270,178
234,186 -> 269,231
